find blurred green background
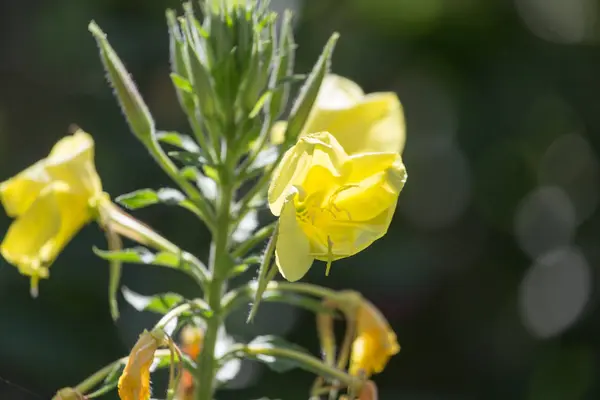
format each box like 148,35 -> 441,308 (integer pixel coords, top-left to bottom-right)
1,0 -> 600,399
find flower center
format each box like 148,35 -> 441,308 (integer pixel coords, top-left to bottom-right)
292,185 -> 358,275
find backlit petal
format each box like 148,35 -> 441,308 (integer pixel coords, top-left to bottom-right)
307,93 -> 405,155
268,132 -> 347,216
0,160 -> 50,217
46,130 -> 102,196
1,181 -> 91,282
0,183 -> 63,279
334,156 -> 406,222
316,74 -> 364,110
275,191 -> 314,282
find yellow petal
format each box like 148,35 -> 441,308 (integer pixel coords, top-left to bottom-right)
307,92 -> 405,155
334,154 -> 406,222
46,130 -> 103,197
1,182 -> 63,280
268,132 -> 348,216
0,160 -> 50,217
118,331 -> 161,400
275,190 -> 314,282
316,74 -> 365,110
1,181 -> 91,283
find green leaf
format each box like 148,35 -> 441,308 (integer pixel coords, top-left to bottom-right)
168,151 -> 208,167
284,32 -> 339,146
270,10 -> 295,120
203,165 -> 220,182
247,335 -> 312,373
121,286 -> 185,314
185,27 -> 220,120
115,188 -> 206,217
157,130 -> 200,153
228,263 -> 251,278
116,189 -> 159,209
170,73 -> 194,94
88,21 -> 155,143
247,223 -> 279,322
157,187 -> 186,205
93,246 -> 180,268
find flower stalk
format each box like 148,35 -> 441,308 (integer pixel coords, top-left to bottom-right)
3,1 -> 407,399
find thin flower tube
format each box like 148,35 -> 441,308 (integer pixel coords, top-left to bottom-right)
271,74 -> 406,155
268,131 -> 406,282
0,130 -> 107,296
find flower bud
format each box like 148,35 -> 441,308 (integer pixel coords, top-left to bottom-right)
88,22 -> 155,144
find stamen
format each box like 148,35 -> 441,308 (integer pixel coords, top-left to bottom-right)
326,184 -> 358,220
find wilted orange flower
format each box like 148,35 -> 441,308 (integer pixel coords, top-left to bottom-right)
349,299 -> 400,378
118,330 -> 162,400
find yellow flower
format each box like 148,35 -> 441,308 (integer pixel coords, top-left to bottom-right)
118,330 -> 162,400
0,130 -> 105,296
268,131 -> 406,282
349,299 -> 400,378
271,74 -> 406,155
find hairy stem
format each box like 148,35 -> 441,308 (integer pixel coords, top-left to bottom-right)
195,160 -> 235,400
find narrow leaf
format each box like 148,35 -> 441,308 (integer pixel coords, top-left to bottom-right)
115,187 -> 207,217
170,73 -> 194,94
157,131 -> 200,153
122,286 -> 185,314
269,10 -> 295,119
168,151 -> 208,167
284,32 -> 339,146
93,246 -> 180,268
247,223 -> 279,322
115,189 -> 159,210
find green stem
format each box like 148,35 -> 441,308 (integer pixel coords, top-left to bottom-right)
195,161 -> 235,400
73,362 -> 120,394
105,202 -> 209,284
242,345 -> 362,392
154,298 -> 211,330
71,348 -> 183,397
221,281 -> 341,317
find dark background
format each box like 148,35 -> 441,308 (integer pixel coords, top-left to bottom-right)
1,0 -> 600,399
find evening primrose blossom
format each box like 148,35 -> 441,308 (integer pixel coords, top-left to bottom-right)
268,131 -> 406,282
0,130 -> 107,296
349,298 -> 400,378
271,74 -> 405,155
